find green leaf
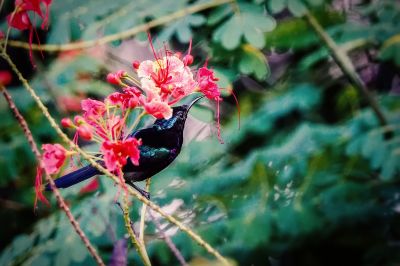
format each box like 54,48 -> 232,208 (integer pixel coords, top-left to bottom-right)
238,45 -> 269,80
159,14 -> 206,44
207,5 -> 233,26
12,235 -> 33,258
380,35 -> 400,66
268,0 -> 287,14
287,0 -> 308,17
213,3 -> 276,50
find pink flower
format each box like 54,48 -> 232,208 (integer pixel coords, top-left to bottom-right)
196,66 -> 221,101
81,99 -> 106,120
142,99 -> 173,119
139,81 -> 173,119
100,138 -> 141,172
138,55 -> 195,103
42,144 -> 67,175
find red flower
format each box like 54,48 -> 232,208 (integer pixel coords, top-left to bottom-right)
79,177 -> 100,194
197,66 -> 221,101
7,0 -> 53,66
106,87 -> 141,110
100,138 -> 141,172
42,144 -> 67,175
8,0 -> 52,30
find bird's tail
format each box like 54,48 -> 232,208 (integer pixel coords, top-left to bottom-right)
45,165 -> 100,191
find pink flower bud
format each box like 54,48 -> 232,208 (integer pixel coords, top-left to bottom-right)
106,73 -> 119,85
183,54 -> 193,66
77,125 -> 92,141
74,115 -> 85,125
0,71 -> 12,86
116,70 -> 127,78
132,60 -> 140,70
61,118 -> 73,128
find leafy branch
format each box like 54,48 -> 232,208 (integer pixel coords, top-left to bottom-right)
304,11 -> 388,126
2,0 -> 233,52
0,50 -> 231,266
0,85 -> 105,266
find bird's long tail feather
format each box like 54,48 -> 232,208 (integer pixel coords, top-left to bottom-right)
45,165 -> 100,191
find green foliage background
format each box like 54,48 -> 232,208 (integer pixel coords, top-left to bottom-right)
1,0 -> 400,265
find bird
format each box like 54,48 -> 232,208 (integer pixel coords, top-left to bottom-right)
45,95 -> 205,198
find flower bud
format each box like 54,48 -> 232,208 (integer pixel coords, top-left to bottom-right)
132,60 -> 140,70
116,70 -> 127,78
61,118 -> 73,128
77,125 -> 92,141
183,54 -> 193,66
0,71 -> 12,86
74,115 -> 85,125
106,73 -> 119,85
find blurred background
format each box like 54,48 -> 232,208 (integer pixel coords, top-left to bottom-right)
0,0 -> 400,265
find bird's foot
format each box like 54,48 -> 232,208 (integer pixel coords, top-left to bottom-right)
130,182 -> 150,200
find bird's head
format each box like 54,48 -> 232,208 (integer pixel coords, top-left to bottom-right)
154,95 -> 205,131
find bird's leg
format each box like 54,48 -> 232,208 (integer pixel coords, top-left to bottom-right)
126,181 -> 150,200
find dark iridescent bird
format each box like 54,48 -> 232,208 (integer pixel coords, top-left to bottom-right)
45,95 -> 205,198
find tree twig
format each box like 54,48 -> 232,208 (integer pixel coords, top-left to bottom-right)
148,211 -> 188,266
121,195 -> 151,266
2,0 -> 233,52
304,11 -> 387,126
0,51 -> 231,266
0,85 -> 105,266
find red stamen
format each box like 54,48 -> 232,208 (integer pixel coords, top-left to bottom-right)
34,166 -> 50,210
216,99 -> 224,144
230,88 -> 241,130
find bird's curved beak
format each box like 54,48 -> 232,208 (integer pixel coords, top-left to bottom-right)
187,95 -> 205,111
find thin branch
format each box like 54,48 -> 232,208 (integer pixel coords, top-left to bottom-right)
304,11 -> 387,126
122,195 -> 151,266
139,178 -> 151,244
3,0 -> 233,52
148,211 -> 188,266
0,86 -> 105,266
0,51 -> 231,266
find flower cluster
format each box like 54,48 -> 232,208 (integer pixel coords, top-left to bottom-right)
37,37 -> 226,204
6,0 -> 52,65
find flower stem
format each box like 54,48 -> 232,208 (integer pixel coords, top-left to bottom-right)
0,85 -> 105,266
304,11 -> 387,126
139,178 -> 151,243
122,194 -> 151,266
1,51 -> 231,266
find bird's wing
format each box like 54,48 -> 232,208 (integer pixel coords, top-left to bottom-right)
133,145 -> 172,170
